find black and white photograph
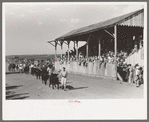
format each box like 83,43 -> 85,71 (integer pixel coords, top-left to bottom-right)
2,2 -> 147,120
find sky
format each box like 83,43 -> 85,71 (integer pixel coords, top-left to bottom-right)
4,2 -> 144,55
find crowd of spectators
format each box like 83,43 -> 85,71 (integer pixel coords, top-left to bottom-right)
56,43 -> 143,87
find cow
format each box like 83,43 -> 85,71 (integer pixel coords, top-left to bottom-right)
49,73 -> 60,89
24,65 -> 29,74
11,63 -> 16,71
31,67 -> 36,76
35,68 -> 41,79
8,63 -> 16,71
41,65 -> 48,85
8,63 -> 12,71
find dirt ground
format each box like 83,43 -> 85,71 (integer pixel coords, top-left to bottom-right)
5,69 -> 144,100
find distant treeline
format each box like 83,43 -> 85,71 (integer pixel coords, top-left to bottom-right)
6,54 -> 61,60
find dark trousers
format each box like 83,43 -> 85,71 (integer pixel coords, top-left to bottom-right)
42,74 -> 47,84
48,75 -> 51,86
36,74 -> 40,79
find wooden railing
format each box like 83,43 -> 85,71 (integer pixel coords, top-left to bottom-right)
125,48 -> 144,66
55,61 -> 117,79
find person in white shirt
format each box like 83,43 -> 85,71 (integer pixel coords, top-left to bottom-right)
29,63 -> 34,74
19,63 -> 23,73
23,63 -> 26,72
58,67 -> 68,91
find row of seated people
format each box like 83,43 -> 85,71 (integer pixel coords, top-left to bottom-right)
57,47 -> 143,87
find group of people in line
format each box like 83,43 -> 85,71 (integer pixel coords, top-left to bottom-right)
8,60 -> 68,91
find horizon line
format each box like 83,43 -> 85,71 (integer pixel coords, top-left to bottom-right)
6,54 -> 61,56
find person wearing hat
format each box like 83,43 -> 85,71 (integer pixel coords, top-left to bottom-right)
132,64 -> 139,83
135,66 -> 141,87
47,64 -> 54,86
18,62 -> 23,74
128,64 -> 133,83
57,69 -> 62,86
58,67 -> 68,91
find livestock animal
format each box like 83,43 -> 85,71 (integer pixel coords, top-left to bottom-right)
49,73 -> 60,89
41,66 -> 48,85
35,68 -> 41,79
24,65 -> 29,74
31,67 -> 36,76
8,63 -> 16,71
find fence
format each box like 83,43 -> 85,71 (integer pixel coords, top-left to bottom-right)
55,61 -> 116,79
125,48 -> 144,66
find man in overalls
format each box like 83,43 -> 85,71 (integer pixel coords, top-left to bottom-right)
19,62 -> 23,73
58,67 -> 68,91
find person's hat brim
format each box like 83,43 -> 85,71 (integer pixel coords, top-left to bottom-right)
136,66 -> 140,69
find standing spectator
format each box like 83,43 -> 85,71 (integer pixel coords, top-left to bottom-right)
139,67 -> 144,85
135,66 -> 141,87
128,64 -> 133,83
133,64 -> 139,83
124,64 -> 129,82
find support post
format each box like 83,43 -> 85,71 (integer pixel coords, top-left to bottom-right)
67,41 -> 70,62
60,42 -> 63,59
74,41 -> 75,50
98,37 -> 101,59
55,41 -> 57,64
76,41 -> 78,60
114,25 -> 117,80
86,35 -> 91,60
73,41 -> 76,58
86,40 -> 88,59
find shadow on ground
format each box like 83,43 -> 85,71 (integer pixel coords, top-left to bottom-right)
6,72 -> 20,74
6,93 -> 29,100
6,85 -> 23,90
66,85 -> 88,90
6,84 -> 29,100
66,82 -> 72,84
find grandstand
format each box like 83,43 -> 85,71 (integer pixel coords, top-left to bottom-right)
48,8 -> 144,80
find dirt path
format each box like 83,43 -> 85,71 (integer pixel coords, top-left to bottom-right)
5,71 -> 144,100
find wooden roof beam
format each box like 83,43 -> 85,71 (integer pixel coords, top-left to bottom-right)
104,29 -> 114,38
